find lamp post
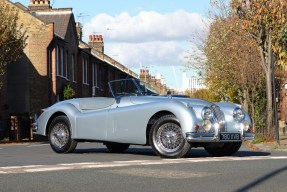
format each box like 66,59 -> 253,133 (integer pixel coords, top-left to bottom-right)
271,50 -> 280,145
144,66 -> 148,83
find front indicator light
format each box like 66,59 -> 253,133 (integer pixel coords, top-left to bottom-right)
203,120 -> 212,132
194,124 -> 200,132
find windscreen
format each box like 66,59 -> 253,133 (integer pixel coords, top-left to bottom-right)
109,79 -> 143,97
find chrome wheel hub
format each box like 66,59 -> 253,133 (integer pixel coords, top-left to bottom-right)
50,123 -> 69,148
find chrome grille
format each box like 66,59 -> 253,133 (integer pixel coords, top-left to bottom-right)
211,104 -> 226,132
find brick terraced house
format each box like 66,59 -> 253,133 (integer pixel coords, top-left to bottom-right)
0,0 -> 137,140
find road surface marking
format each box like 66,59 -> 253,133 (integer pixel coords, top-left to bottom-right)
25,167 -> 73,173
26,144 -> 49,148
0,165 -> 44,169
1,156 -> 287,174
100,168 -> 219,179
59,162 -> 97,166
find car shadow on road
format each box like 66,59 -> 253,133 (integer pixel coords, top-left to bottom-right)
73,146 -> 271,158
74,147 -> 158,157
234,150 -> 271,157
186,148 -> 271,158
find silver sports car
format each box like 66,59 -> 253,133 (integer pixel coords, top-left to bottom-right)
33,79 -> 254,158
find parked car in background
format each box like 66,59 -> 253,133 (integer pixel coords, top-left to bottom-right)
33,79 -> 254,158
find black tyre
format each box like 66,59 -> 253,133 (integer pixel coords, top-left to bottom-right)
204,142 -> 242,156
149,115 -> 191,158
105,142 -> 130,153
48,116 -> 77,153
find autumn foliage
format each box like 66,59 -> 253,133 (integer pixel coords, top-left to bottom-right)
189,0 -> 287,139
0,1 -> 27,88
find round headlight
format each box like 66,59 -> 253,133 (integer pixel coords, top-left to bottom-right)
203,119 -> 212,132
233,108 -> 245,121
202,107 -> 213,120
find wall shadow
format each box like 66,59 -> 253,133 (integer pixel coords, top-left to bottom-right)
0,52 -> 51,142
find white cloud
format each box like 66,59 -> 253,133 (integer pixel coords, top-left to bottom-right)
84,10 -> 208,43
104,41 -> 185,68
83,9 -> 209,89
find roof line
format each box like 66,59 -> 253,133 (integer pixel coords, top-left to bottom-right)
33,10 -> 72,16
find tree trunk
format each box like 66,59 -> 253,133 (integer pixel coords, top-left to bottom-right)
258,32 -> 274,137
265,67 -> 273,136
266,31 -> 274,137
243,89 -> 249,113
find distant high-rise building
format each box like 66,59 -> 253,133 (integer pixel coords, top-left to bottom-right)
182,73 -> 206,92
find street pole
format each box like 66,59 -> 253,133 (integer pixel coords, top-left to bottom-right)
271,50 -> 280,145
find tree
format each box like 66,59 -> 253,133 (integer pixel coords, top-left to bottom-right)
0,1 -> 27,88
232,0 -> 287,136
204,16 -> 266,127
186,89 -> 217,102
187,0 -> 266,133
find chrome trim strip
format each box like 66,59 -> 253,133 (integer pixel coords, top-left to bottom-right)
211,104 -> 226,132
243,131 -> 255,140
186,132 -> 219,142
186,131 -> 255,142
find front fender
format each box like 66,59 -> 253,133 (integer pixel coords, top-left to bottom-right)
149,100 -> 198,138
35,102 -> 80,138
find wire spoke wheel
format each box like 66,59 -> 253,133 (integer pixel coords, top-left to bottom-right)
50,122 -> 69,149
150,115 -> 191,158
48,116 -> 77,153
156,122 -> 184,153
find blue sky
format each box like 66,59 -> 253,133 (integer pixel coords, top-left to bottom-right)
12,0 -> 211,91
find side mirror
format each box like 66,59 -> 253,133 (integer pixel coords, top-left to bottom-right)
116,96 -> 121,104
225,96 -> 230,102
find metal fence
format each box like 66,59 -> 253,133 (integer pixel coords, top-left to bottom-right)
0,114 -> 38,142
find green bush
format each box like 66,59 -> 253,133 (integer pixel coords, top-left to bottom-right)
63,85 -> 76,100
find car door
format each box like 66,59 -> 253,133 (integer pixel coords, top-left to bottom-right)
107,96 -> 149,145
75,110 -> 108,140
75,98 -> 115,140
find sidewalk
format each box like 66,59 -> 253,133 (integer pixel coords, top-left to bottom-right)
246,135 -> 287,152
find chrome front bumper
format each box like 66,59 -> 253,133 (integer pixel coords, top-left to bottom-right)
186,131 -> 255,142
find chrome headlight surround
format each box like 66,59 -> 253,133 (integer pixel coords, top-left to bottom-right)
201,107 -> 213,120
233,107 -> 245,121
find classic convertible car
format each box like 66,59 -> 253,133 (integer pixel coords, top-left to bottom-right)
33,79 -> 254,158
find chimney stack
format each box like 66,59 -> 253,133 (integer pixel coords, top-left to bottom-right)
76,22 -> 83,41
28,0 -> 51,10
88,34 -> 104,53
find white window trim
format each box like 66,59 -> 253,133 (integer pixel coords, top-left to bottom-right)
92,63 -> 98,87
82,57 -> 88,85
71,54 -> 76,82
85,59 -> 89,85
56,45 -> 59,76
61,47 -> 64,77
65,52 -> 69,80
82,58 -> 85,84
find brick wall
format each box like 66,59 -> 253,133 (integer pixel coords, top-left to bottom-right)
6,2 -> 53,115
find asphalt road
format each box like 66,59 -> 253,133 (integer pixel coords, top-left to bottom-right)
1,142 -> 287,192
